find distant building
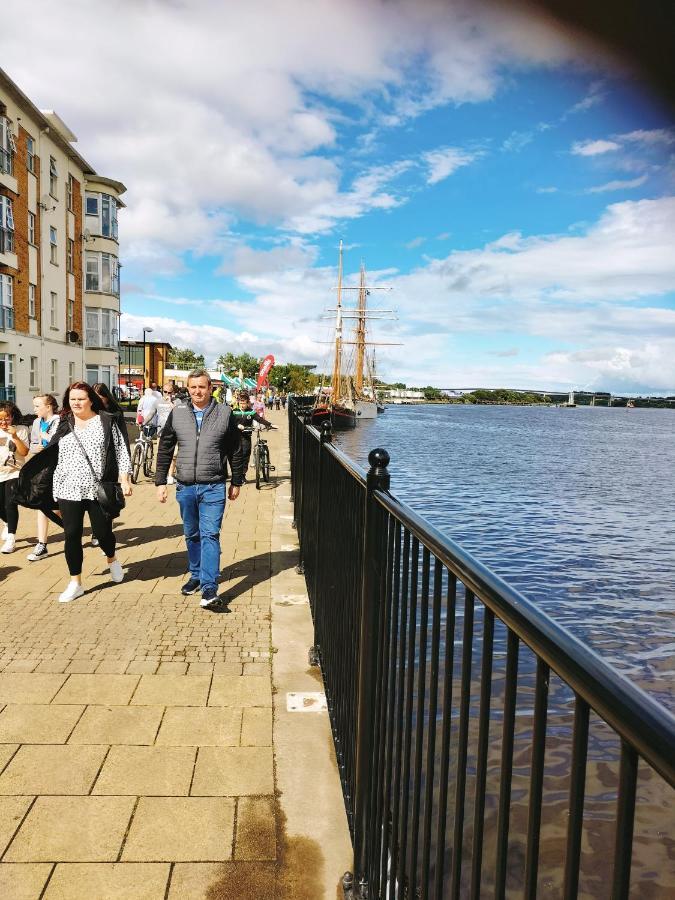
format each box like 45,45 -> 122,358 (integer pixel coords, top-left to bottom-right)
1,68 -> 125,410
380,388 -> 425,403
120,341 -> 172,391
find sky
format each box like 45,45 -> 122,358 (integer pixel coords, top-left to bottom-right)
2,0 -> 674,392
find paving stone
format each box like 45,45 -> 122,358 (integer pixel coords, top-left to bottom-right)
68,706 -> 163,746
0,796 -> 33,855
168,862 -> 276,898
122,798 -> 235,861
0,745 -> 108,795
95,660 -> 132,674
235,796 -> 276,860
0,744 -> 19,772
52,675 -> 140,706
0,863 -> 52,899
2,661 -> 40,674
155,708 -> 241,747
208,675 -> 271,707
131,675 -> 210,707
0,705 -> 84,744
191,747 -> 274,796
5,796 -> 135,862
0,675 -> 67,705
44,863 -> 170,899
93,746 -> 195,796
241,707 -> 272,746
157,662 -> 188,674
125,661 -> 159,675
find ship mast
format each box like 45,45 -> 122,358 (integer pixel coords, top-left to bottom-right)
330,241 -> 344,405
354,261 -> 367,396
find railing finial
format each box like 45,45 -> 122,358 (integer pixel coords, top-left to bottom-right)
367,447 -> 390,491
320,419 -> 332,442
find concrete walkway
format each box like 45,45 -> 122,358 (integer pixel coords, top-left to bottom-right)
0,413 -> 351,898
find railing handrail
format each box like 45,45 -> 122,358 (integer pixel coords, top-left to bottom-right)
372,487 -> 675,787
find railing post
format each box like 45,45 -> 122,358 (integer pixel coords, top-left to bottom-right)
350,447 -> 390,899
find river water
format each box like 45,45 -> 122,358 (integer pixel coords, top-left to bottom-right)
337,403 -> 675,711
332,404 -> 675,895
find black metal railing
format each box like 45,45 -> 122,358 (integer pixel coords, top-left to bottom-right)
288,399 -> 675,899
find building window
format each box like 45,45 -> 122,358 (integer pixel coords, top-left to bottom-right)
28,283 -> 36,319
50,226 -> 57,264
29,357 -> 38,389
0,196 -> 15,253
50,358 -> 58,392
0,116 -> 15,176
85,307 -> 119,349
67,238 -> 74,273
26,136 -> 35,173
86,365 -> 113,389
69,361 -> 76,384
67,174 -> 74,211
101,194 -> 118,239
85,193 -> 99,216
67,299 -> 75,332
50,291 -> 57,328
85,250 -> 119,294
0,274 -> 14,330
28,211 -> 36,245
0,354 -> 15,399
49,156 -> 58,197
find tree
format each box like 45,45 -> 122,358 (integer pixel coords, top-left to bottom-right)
168,347 -> 205,369
216,352 -> 260,379
269,363 -> 320,393
423,386 -> 444,401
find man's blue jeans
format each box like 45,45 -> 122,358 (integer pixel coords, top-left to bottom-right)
175,482 -> 226,591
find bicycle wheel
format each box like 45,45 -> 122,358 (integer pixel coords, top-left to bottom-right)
131,443 -> 142,484
255,446 -> 262,489
143,440 -> 155,478
262,445 -> 270,482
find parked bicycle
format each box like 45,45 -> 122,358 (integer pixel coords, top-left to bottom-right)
252,426 -> 274,489
130,424 -> 158,483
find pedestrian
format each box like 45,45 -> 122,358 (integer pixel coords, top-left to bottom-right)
274,394 -> 281,411
137,388 -> 159,436
18,382 -> 133,602
0,402 -> 30,554
281,393 -> 287,410
232,389 -> 276,478
149,382 -> 163,403
93,383 -> 130,451
212,384 -> 223,404
155,368 -> 243,608
26,394 -> 61,561
253,393 -> 265,417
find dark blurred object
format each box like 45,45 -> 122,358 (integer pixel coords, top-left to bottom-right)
511,0 -> 675,107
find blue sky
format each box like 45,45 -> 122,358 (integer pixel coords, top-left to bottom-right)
3,0 -> 674,391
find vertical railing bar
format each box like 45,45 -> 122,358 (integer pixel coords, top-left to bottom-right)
524,658 -> 550,900
433,571 -> 457,900
388,529 -> 411,898
449,588 -> 475,900
469,606 -> 494,900
563,696 -> 590,900
409,545 -> 431,898
494,629 -> 519,899
421,558 -> 443,888
610,743 -> 638,900
369,509 -> 395,893
380,521 -> 402,896
396,536 -> 420,896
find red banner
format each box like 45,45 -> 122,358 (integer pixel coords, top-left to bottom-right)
256,354 -> 275,390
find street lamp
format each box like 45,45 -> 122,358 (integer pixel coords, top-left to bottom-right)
142,327 -> 154,390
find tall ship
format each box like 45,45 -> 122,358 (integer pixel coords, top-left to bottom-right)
311,243 -> 393,429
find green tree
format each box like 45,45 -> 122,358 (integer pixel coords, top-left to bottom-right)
269,363 -> 319,393
216,352 -> 260,379
423,386 -> 444,401
168,347 -> 205,369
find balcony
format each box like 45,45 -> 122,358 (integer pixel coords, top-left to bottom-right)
0,307 -> 14,330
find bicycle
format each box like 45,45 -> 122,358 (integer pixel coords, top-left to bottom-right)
131,424 -> 157,483
252,426 -> 274,489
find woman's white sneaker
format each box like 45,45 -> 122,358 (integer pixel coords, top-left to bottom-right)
1,535 -> 16,554
1,525 -> 7,541
109,559 -> 124,583
58,582 -> 84,603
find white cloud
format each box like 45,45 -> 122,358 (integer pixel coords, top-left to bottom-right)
618,129 -> 675,147
405,236 -> 425,249
572,139 -> 621,156
586,175 -> 648,193
423,147 -> 481,184
537,186 -> 559,194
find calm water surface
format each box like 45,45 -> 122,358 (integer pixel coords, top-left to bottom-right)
336,404 -> 675,711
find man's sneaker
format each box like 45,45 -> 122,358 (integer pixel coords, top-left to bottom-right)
27,542 -> 49,562
58,581 -> 85,603
200,586 -> 219,608
1,535 -> 16,554
181,577 -> 201,596
109,559 -> 124,583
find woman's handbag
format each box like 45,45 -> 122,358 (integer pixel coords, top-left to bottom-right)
68,422 -> 125,518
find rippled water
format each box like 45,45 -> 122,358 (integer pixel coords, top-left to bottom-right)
337,404 -> 675,711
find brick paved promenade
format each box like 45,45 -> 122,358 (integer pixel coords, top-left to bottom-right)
0,413 -> 351,898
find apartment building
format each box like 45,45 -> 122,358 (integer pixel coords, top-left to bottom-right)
0,68 -> 125,412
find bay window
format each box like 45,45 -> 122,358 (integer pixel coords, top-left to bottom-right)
0,116 -> 15,175
0,273 -> 13,329
85,307 -> 119,349
84,250 -> 119,294
85,191 -> 118,239
0,195 -> 15,253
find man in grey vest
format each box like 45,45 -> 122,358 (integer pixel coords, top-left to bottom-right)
155,368 -> 243,608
